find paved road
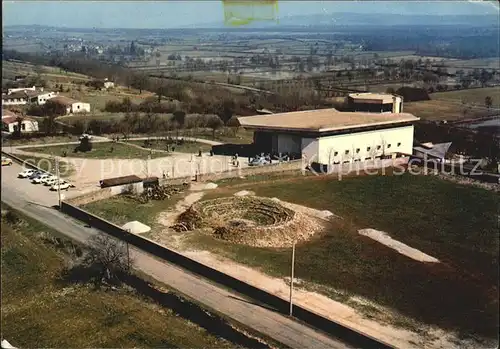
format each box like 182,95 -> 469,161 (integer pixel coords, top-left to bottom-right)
1,161 -> 352,349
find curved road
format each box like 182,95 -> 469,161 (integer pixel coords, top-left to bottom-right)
1,161 -> 353,349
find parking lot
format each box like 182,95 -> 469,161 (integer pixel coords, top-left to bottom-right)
1,161 -> 80,207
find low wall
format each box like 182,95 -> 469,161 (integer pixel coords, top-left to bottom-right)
67,182 -> 144,206
60,200 -> 393,349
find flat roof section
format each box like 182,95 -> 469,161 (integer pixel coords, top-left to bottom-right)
237,109 -> 419,133
349,93 -> 400,104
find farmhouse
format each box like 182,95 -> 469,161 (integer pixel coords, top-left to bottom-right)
238,109 -> 419,166
2,91 -> 30,105
49,96 -> 91,114
347,93 -> 403,113
2,87 -> 56,106
2,116 -> 39,134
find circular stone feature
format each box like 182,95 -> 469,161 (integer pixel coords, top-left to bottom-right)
176,196 -> 324,247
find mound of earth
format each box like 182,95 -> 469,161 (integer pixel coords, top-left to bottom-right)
176,196 -> 325,247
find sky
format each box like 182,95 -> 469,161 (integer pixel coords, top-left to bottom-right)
2,1 -> 499,29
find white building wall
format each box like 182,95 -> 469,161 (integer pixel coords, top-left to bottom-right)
6,120 -> 39,133
35,92 -> 56,105
71,102 -> 91,113
2,97 -> 27,105
301,137 -> 319,163
317,125 -> 414,165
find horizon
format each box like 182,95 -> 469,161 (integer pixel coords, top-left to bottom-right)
2,1 -> 499,29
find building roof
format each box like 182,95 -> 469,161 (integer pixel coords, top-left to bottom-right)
348,93 -> 399,104
2,91 -> 29,100
1,116 -> 37,124
413,142 -> 452,159
2,110 -> 18,119
237,109 -> 419,133
49,95 -> 79,105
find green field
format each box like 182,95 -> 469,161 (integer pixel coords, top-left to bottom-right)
125,139 -> 213,154
83,173 -> 499,339
21,142 -> 170,160
0,205 -> 246,349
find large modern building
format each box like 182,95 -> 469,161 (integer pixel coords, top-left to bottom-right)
238,109 -> 419,166
347,93 -> 403,113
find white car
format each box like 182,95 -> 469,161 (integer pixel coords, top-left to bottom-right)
44,177 -> 59,186
18,169 -> 36,178
32,174 -> 51,184
41,175 -> 58,185
79,133 -> 93,140
50,181 -> 75,191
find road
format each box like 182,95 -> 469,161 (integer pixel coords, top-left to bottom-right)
1,161 -> 353,349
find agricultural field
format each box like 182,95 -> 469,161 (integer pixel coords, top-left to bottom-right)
404,99 -> 492,121
82,172 -> 499,342
0,205 -> 260,349
430,87 -> 500,108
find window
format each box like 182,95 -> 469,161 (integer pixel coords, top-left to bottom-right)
387,144 -> 391,148
77,105 -> 80,109
367,146 -> 371,151
377,145 -> 381,150
356,148 -> 360,153
333,151 -> 338,156
397,142 -> 401,147
21,124 -> 26,131
345,150 -> 350,155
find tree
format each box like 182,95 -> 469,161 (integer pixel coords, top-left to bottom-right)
131,74 -> 148,94
79,234 -> 131,288
156,84 -> 168,103
485,96 -> 493,109
172,110 -> 186,128
76,135 -> 93,153
207,115 -> 224,140
216,99 -> 235,125
385,87 -> 395,94
226,116 -> 240,136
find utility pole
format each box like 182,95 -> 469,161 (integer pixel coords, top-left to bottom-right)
289,241 -> 296,317
55,157 -> 62,209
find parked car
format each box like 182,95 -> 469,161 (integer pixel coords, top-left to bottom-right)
41,175 -> 58,185
18,169 -> 35,178
50,180 -> 75,191
248,156 -> 272,167
79,133 -> 93,140
1,157 -> 13,166
44,177 -> 59,186
32,174 -> 51,184
28,171 -> 44,180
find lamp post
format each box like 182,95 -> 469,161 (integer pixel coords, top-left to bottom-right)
289,241 -> 296,317
55,157 -> 62,209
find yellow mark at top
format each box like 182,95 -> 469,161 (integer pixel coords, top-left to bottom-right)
222,0 -> 279,27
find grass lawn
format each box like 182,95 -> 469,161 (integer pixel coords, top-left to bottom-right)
189,174 -> 498,339
125,139 -> 213,154
14,154 -> 75,178
4,135 -> 78,146
21,142 -> 170,160
0,205 -> 245,349
81,190 -> 186,235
